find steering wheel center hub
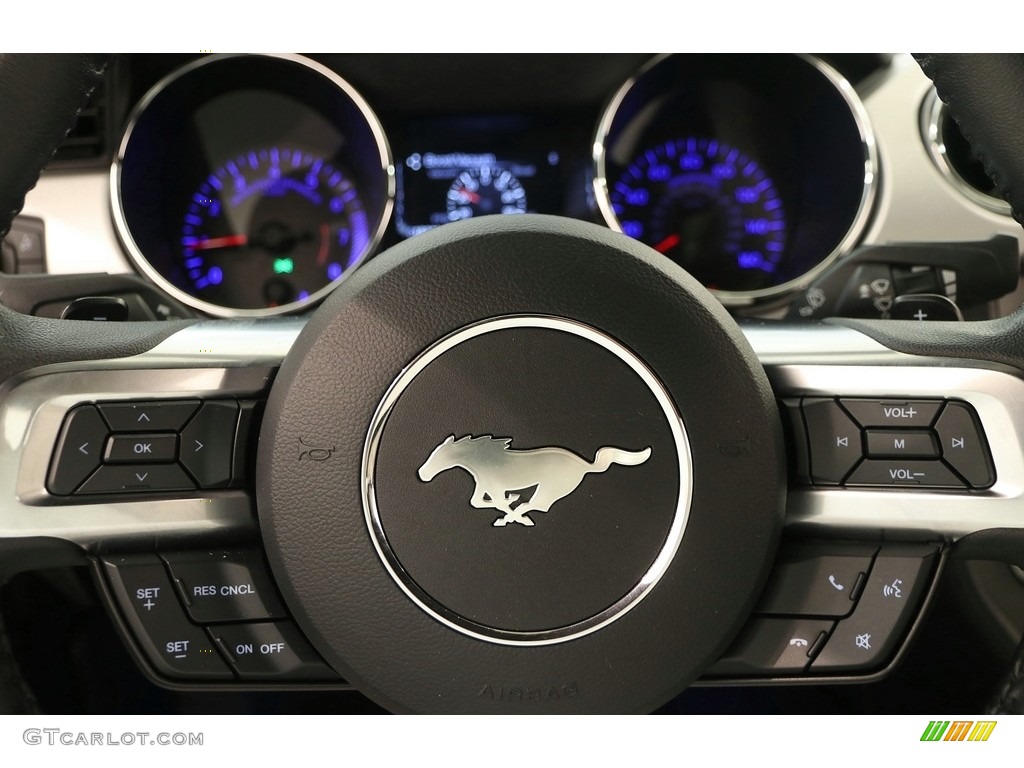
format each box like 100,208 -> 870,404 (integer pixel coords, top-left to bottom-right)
257,215 -> 785,713
364,315 -> 691,643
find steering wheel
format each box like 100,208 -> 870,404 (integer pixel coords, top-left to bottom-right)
2,53 -> 1024,714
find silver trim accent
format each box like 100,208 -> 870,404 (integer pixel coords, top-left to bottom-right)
920,87 -> 1013,217
110,53 -> 396,319
592,53 -> 879,307
361,316 -> 694,646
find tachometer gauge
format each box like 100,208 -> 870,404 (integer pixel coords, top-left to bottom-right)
182,148 -> 370,308
113,53 -> 393,317
609,138 -> 787,291
446,166 -> 527,221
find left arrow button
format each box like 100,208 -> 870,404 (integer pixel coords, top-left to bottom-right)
48,406 -> 109,495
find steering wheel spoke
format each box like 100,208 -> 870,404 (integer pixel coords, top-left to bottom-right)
0,320 -> 302,548
746,323 -> 1024,540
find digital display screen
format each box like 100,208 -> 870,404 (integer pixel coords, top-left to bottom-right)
395,117 -> 565,238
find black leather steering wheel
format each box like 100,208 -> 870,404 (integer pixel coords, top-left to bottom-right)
2,53 -> 1024,714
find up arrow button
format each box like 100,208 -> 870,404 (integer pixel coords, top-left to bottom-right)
98,401 -> 199,432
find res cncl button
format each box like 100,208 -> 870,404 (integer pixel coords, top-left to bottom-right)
162,551 -> 287,624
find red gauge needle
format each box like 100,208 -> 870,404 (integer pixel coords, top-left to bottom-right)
317,223 -> 330,265
191,234 -> 249,250
458,188 -> 481,204
652,233 -> 681,253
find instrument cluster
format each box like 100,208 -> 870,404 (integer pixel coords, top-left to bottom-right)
113,54 -> 878,316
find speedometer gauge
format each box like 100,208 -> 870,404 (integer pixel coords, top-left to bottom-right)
182,148 -> 370,308
610,138 -> 786,291
594,54 -> 877,306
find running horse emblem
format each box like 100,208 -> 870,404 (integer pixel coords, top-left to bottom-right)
417,435 -> 652,527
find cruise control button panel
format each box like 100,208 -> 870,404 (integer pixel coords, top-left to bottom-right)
788,397 -> 994,490
99,549 -> 340,688
48,398 -> 261,497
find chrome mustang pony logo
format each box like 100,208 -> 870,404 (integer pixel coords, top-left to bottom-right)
417,435 -> 652,527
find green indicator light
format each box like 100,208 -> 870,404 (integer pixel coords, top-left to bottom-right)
273,257 -> 294,275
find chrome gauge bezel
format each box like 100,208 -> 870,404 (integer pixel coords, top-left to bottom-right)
592,53 -> 879,307
920,87 -> 1012,217
110,53 -> 395,319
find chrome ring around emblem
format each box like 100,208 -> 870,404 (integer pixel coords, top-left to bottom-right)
361,315 -> 694,646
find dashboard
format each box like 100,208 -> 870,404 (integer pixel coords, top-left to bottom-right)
22,53 -> 1024,322
5,53 -> 1024,717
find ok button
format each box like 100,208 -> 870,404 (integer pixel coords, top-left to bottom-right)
104,433 -> 178,464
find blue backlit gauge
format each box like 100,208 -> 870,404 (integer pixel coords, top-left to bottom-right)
609,138 -> 787,293
181,147 -> 370,310
446,166 -> 527,222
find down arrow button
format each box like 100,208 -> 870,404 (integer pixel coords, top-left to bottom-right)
179,401 -> 239,489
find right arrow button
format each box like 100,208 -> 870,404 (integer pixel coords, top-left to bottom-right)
934,401 -> 995,489
179,401 -> 239,489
